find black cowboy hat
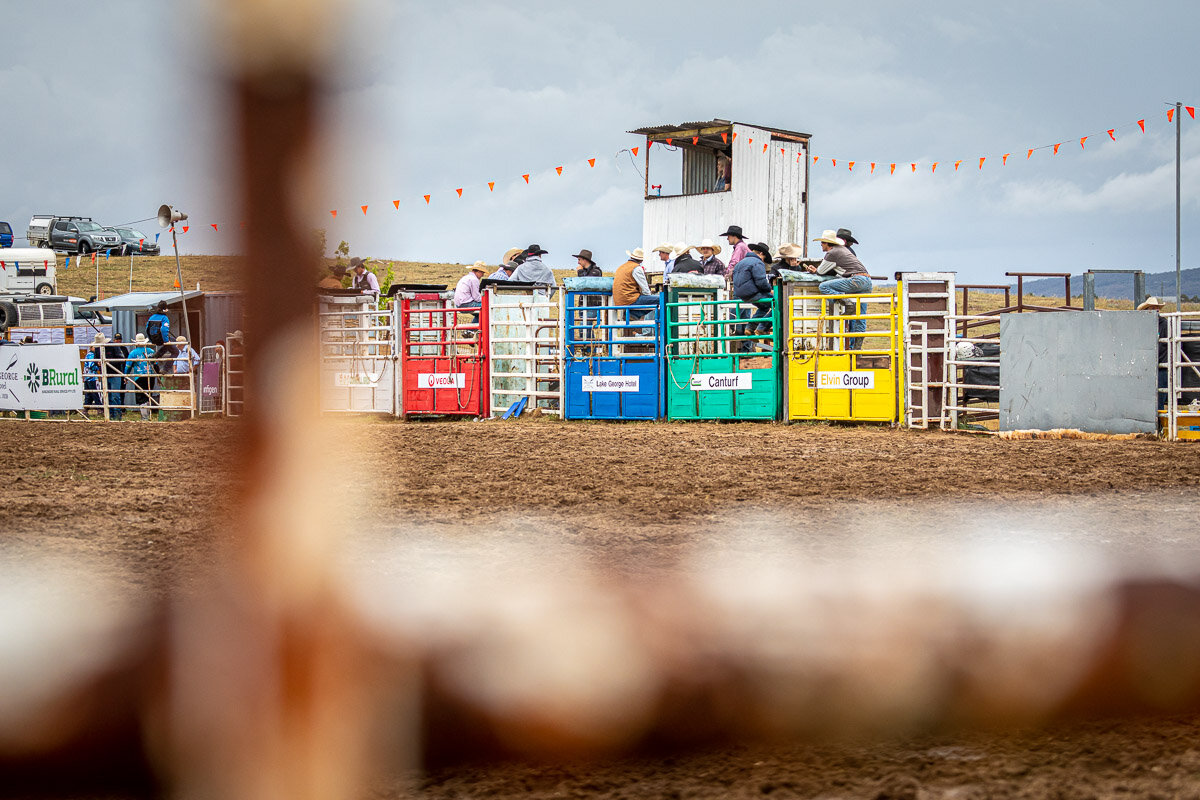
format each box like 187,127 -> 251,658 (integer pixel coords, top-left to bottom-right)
836,228 -> 859,246
719,225 -> 747,239
524,244 -> 549,256
748,242 -> 773,264
571,248 -> 596,265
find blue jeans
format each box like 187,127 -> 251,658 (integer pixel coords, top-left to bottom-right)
627,294 -> 657,333
820,275 -> 872,351
735,293 -> 773,337
107,375 -> 126,418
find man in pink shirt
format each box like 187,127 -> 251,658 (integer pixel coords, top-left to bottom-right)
720,224 -> 751,278
454,262 -> 488,323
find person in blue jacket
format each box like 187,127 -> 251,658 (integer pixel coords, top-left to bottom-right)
731,241 -> 775,350
127,333 -> 156,419
146,300 -> 179,373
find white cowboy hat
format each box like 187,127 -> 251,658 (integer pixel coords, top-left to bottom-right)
93,332 -> 107,344
626,248 -> 645,262
134,333 -> 148,344
673,241 -> 690,255
468,261 -> 487,273
1137,296 -> 1165,310
694,238 -> 723,255
777,243 -> 803,260
651,243 -> 673,254
813,229 -> 846,246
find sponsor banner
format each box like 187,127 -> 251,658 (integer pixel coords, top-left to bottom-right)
200,362 -> 222,410
690,372 -> 752,391
335,372 -> 380,387
0,343 -> 85,411
417,373 -> 465,389
811,371 -> 876,390
581,375 -> 640,392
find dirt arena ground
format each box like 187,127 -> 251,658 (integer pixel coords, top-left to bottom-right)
3,419 -> 1200,799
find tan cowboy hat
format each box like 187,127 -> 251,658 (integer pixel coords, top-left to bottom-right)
468,261 -> 487,273
777,243 -> 803,260
626,248 -> 645,262
501,246 -> 523,264
93,332 -> 107,344
673,241 -> 690,255
134,333 -> 148,344
1137,296 -> 1165,310
694,238 -> 723,255
813,229 -> 845,246
651,243 -> 673,254
176,335 -> 188,344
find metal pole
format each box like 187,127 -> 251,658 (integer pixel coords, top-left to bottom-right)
173,228 -> 194,347
1176,100 -> 1182,310
129,254 -> 134,293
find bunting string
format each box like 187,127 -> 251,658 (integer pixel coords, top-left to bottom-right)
124,104 -> 1196,235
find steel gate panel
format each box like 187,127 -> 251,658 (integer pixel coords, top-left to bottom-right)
398,291 -> 489,418
318,295 -> 396,415
664,280 -> 781,421
486,284 -> 562,417
562,282 -> 664,421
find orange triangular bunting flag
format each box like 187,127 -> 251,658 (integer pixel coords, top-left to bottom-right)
1138,119 -> 1145,132
330,209 -> 337,217
932,162 -> 939,173
1168,108 -> 1175,122
979,157 -> 986,169
693,137 -> 699,145
813,156 -> 819,163
1053,143 -> 1061,154
456,188 -> 463,197
423,195 -> 430,204
666,138 -> 672,145
182,225 -> 189,233
631,147 -> 639,156
911,163 -> 916,172
1027,149 -> 1034,159
870,162 -> 876,174
848,161 -> 855,171
392,200 -> 399,209
1003,153 -> 1010,165
361,205 -> 368,214
1080,136 -> 1087,149
1107,129 -> 1115,140
522,174 -> 530,183
762,143 -> 768,153
174,278 -> 180,289
721,132 -> 728,144
890,163 -> 896,175
831,158 -> 837,166
780,147 -> 785,155
954,160 -> 962,171
748,137 -> 753,145
588,158 -> 596,167
1187,106 -> 1196,119
211,223 -> 218,232
555,166 -> 562,175
488,181 -> 495,191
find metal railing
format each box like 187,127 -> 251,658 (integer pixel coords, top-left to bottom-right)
76,342 -> 196,421
319,306 -> 396,415
942,315 -> 1001,431
487,288 -> 562,417
1161,311 -> 1200,441
224,333 -> 245,418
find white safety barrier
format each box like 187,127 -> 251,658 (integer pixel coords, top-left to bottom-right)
318,299 -> 396,415
224,332 -> 245,418
487,285 -> 562,417
76,341 -> 195,421
1161,311 -> 1200,441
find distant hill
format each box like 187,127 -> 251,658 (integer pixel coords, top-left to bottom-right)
1017,268 -> 1200,302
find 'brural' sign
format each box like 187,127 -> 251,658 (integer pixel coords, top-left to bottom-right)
690,372 -> 752,391
0,343 -> 84,411
417,373 -> 466,389
581,375 -> 639,392
809,371 -> 875,390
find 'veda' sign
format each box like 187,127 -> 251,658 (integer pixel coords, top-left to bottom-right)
417,373 -> 466,389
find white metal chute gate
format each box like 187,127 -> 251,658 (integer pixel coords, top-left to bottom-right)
318,295 -> 396,415
1161,311 -> 1200,441
942,313 -> 1001,431
486,283 -> 562,416
898,272 -> 955,430
199,345 -> 225,415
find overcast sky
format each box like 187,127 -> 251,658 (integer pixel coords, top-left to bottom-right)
2,0 -> 1198,284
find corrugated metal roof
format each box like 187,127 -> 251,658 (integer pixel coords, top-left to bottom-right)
81,290 -> 204,311
628,119 -> 811,139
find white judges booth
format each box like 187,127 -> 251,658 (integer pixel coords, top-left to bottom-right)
630,119 -> 811,261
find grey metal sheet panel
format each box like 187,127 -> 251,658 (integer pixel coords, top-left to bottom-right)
999,311 -> 1158,434
112,309 -> 138,343
202,293 -> 245,348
